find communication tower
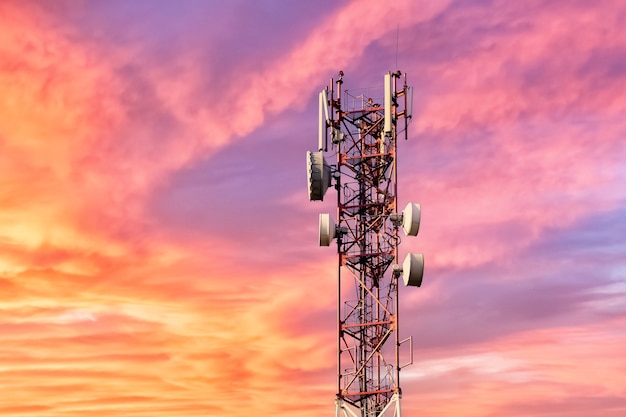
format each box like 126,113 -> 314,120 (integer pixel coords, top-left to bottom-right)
306,71 -> 424,417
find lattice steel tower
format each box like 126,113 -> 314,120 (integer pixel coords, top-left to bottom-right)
306,71 -> 424,417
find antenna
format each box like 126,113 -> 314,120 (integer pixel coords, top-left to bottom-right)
319,91 -> 325,151
319,89 -> 330,151
305,71 -> 424,417
306,151 -> 331,201
384,72 -> 393,135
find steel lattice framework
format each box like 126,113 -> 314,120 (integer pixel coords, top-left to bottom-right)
308,71 -> 418,417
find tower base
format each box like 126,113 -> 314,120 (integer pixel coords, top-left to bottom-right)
335,392 -> 402,417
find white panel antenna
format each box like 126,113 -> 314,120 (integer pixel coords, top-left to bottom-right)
384,72 -> 393,135
318,91 -> 324,151
319,213 -> 336,246
318,89 -> 330,151
407,85 -> 414,120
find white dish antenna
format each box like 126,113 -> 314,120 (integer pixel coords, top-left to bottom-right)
390,202 -> 421,236
401,202 -> 421,236
393,253 -> 424,287
306,151 -> 331,201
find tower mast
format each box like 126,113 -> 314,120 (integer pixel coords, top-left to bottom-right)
306,71 -> 423,417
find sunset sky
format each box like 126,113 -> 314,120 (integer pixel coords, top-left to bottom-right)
1,0 -> 626,416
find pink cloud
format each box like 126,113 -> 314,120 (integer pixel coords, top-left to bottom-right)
399,318 -> 626,416
391,0 -> 626,273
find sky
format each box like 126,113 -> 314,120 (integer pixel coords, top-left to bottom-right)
1,0 -> 625,416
